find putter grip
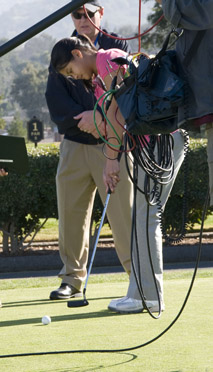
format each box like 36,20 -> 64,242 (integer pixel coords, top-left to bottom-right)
107,145 -> 124,195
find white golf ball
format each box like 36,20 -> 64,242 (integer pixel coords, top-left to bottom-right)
42,315 -> 51,325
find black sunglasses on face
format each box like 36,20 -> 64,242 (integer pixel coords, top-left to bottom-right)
72,10 -> 98,20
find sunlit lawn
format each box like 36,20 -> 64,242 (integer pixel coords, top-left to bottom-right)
0,269 -> 212,372
27,212 -> 213,242
27,218 -> 113,242
17,211 -> 212,243
189,213 -> 213,232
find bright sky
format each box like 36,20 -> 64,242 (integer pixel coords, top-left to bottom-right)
0,0 -> 156,28
0,0 -> 156,48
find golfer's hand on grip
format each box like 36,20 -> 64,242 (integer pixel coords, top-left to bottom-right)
103,158 -> 120,193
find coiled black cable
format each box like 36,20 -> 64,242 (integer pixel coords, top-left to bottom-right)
161,130 -> 190,244
124,130 -> 189,319
125,131 -> 189,242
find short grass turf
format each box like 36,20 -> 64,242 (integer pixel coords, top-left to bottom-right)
0,269 -> 213,372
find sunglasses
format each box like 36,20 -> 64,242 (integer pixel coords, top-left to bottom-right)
72,10 -> 98,20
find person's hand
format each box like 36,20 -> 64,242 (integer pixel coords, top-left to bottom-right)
90,121 -> 106,139
74,110 -> 104,138
0,168 -> 8,176
103,159 -> 120,193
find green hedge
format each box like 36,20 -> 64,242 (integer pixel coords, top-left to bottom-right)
163,138 -> 211,234
0,139 -> 211,254
0,144 -> 59,253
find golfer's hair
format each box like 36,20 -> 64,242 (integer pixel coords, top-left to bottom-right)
51,34 -> 96,72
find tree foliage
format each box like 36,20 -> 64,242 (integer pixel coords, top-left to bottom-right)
10,62 -> 51,128
0,35 -> 55,127
163,139 -> 211,235
0,96 -> 6,130
0,117 -> 6,130
7,113 -> 27,137
0,144 -> 59,254
141,1 -> 172,53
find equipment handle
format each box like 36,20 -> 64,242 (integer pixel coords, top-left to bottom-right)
154,29 -> 183,61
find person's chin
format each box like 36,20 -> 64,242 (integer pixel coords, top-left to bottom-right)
79,26 -> 92,35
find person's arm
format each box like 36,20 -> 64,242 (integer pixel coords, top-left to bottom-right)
45,69 -> 86,134
73,110 -> 106,139
45,66 -> 105,139
45,65 -> 105,137
160,0 -> 213,30
103,72 -> 126,193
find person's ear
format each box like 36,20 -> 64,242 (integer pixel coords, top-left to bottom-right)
71,49 -> 83,59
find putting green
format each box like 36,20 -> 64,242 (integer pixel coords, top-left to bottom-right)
0,270 -> 212,372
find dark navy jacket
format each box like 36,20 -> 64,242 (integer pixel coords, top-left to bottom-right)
162,0 -> 213,124
45,30 -> 130,144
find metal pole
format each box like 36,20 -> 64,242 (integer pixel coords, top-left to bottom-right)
83,191 -> 111,295
0,0 -> 88,57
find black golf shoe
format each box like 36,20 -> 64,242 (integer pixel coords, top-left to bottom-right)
49,283 -> 82,300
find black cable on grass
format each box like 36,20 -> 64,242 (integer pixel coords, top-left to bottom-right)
0,188 -> 209,359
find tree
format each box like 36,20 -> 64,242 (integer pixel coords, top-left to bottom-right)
10,62 -> 51,128
0,95 -> 6,130
141,1 -> 171,53
0,42 -> 17,115
0,40 -> 16,96
21,34 -> 56,64
0,117 -> 6,130
0,35 -> 56,128
7,113 -> 27,137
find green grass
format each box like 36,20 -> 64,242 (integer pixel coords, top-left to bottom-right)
25,218 -> 113,242
190,213 -> 213,232
23,212 -> 213,243
1,213 -> 212,244
0,270 -> 213,372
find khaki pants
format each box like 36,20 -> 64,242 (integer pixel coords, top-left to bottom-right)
206,123 -> 213,206
56,139 -> 133,290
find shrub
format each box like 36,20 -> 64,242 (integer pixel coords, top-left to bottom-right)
163,138 -> 211,235
0,139 -> 211,255
0,143 -> 105,255
0,144 -> 59,254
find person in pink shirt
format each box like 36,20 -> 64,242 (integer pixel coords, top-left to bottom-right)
51,35 -> 129,192
51,35 -> 185,314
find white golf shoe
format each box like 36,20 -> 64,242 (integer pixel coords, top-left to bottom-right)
108,296 -> 165,314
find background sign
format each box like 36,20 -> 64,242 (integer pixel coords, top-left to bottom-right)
27,116 -> 43,146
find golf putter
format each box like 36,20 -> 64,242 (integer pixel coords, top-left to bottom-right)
67,147 -> 123,308
67,189 -> 111,308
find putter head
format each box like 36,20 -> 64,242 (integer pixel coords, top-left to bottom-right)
67,298 -> 89,308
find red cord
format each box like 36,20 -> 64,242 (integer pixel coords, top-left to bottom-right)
114,107 -> 137,153
138,0 -> 142,52
102,107 -> 137,154
83,5 -> 164,41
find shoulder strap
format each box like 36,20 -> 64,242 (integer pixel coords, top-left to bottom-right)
183,30 -> 206,67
